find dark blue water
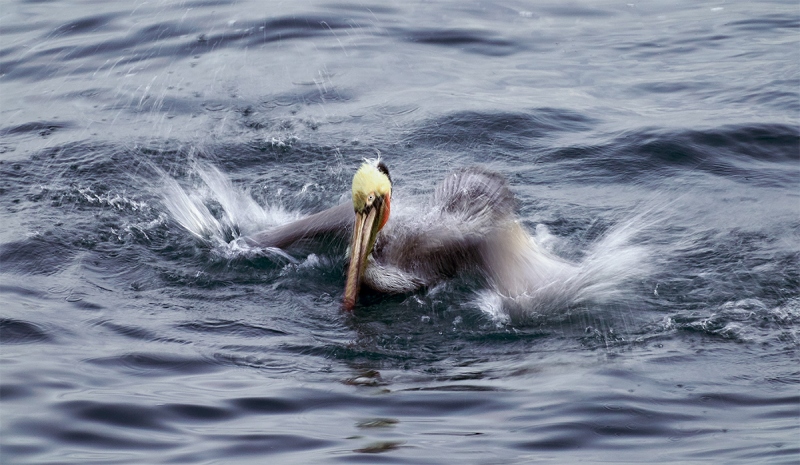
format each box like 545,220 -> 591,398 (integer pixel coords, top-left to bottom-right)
1,1 -> 798,463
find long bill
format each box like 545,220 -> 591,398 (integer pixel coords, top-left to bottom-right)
343,207 -> 378,311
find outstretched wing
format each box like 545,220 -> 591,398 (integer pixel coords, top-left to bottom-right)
433,166 -> 516,226
244,202 -> 353,249
371,167 -> 518,288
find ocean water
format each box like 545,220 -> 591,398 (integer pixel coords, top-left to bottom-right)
1,0 -> 798,463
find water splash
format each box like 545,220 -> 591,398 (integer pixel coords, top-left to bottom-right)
161,163 -> 298,261
665,297 -> 800,345
477,216 -> 652,325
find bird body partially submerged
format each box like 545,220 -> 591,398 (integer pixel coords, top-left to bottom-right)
365,167 -> 516,291
245,160 -> 577,310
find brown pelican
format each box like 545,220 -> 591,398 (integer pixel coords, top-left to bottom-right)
245,159 -> 579,311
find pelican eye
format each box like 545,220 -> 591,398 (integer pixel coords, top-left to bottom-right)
368,193 -> 375,203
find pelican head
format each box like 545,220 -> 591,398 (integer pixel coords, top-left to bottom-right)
343,160 -> 392,310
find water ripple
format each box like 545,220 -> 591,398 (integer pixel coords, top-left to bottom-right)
0,318 -> 53,344
87,352 -> 219,376
402,28 -> 521,56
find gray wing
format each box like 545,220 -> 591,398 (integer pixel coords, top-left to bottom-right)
370,167 -> 518,288
431,167 -> 576,297
432,166 -> 516,226
244,202 -> 353,249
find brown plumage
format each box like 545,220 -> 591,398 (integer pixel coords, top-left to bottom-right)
244,162 -> 575,309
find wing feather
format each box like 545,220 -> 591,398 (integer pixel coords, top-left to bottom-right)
369,167 -> 517,290
244,202 -> 352,249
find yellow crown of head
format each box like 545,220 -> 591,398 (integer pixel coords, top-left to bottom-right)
352,160 -> 391,211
